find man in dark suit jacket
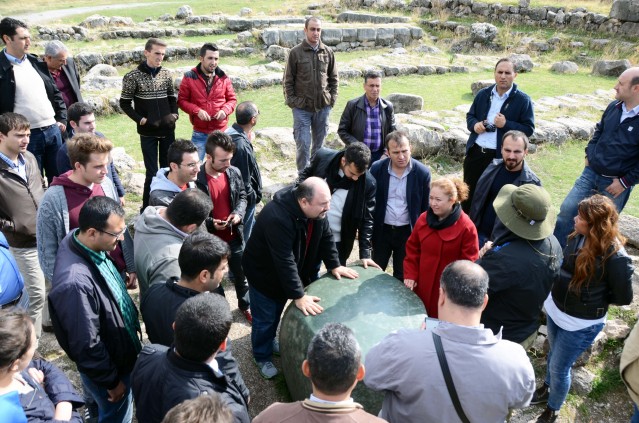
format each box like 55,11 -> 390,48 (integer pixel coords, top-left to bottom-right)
338,70 -> 396,162
370,131 -> 431,280
43,40 -> 83,110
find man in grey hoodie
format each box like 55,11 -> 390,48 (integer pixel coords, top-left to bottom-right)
149,139 -> 199,207
134,189 -> 212,299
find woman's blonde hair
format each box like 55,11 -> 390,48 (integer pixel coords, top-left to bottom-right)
431,177 -> 469,203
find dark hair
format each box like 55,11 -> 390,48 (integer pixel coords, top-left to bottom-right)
440,260 -> 488,309
179,232 -> 230,280
501,130 -> 529,150
0,17 -> 27,43
0,308 -> 32,373
235,101 -> 258,125
199,42 -> 218,57
145,37 -> 167,51
343,142 -> 371,173
162,394 -> 233,423
167,139 -> 198,167
631,75 -> 639,87
78,196 -> 125,233
67,102 -> 94,125
0,112 -> 29,135
174,294 -> 232,362
67,133 -> 113,168
165,189 -> 212,228
495,57 -> 515,72
294,179 -> 315,202
363,70 -> 382,83
205,130 -> 236,156
305,16 -> 321,29
307,323 -> 361,395
385,130 -> 409,150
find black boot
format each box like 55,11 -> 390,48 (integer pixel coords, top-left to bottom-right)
530,383 -> 550,405
536,407 -> 558,423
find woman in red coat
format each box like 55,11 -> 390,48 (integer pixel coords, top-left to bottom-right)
403,177 -> 479,317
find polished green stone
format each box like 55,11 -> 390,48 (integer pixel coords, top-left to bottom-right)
279,265 -> 427,414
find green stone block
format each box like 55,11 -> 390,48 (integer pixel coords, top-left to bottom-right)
279,266 -> 426,414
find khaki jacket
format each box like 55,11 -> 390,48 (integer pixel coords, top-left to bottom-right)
254,399 -> 387,423
284,39 -> 338,112
621,321 -> 639,405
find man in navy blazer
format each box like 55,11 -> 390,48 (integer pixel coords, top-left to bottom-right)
369,131 -> 431,280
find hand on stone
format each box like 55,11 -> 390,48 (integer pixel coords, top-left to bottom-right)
331,266 -> 359,280
404,279 -> 416,290
294,295 -> 323,316
361,258 -> 381,270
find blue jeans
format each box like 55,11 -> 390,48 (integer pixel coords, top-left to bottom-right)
632,404 -> 639,423
191,130 -> 209,162
243,199 -> 256,241
293,106 -> 331,171
554,166 -> 632,248
79,372 -> 133,423
27,123 -> 62,184
140,133 -> 175,210
544,315 -> 604,411
249,285 -> 286,362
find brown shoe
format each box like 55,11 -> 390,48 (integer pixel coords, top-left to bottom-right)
536,407 -> 558,423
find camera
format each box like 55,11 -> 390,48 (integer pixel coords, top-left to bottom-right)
483,120 -> 496,132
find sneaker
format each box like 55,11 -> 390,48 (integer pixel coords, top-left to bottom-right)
536,407 -> 558,423
530,383 -> 550,405
272,339 -> 280,356
255,359 -> 278,379
242,309 -> 252,324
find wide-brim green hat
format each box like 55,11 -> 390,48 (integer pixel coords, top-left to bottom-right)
493,184 -> 556,241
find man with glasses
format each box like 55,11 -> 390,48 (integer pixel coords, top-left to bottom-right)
149,139 -> 199,207
226,101 -> 262,240
49,196 -> 141,423
37,133 -> 136,288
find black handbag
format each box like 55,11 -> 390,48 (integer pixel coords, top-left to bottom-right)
432,331 -> 471,423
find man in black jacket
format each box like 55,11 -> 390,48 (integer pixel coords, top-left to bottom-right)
0,17 -> 67,183
477,184 -> 561,349
243,177 -> 358,379
338,70 -> 396,162
49,196 -> 140,423
226,101 -> 262,240
42,40 -> 83,110
132,294 -> 250,423
298,142 -> 379,268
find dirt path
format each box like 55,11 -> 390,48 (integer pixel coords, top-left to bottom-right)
15,2 -> 179,24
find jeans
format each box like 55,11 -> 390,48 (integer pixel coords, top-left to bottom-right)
632,404 -> 639,423
27,124 -> 62,184
217,237 -> 250,311
10,246 -> 46,338
554,166 -> 633,248
249,285 -> 286,362
293,106 -> 331,171
372,224 -> 411,280
191,130 -> 209,162
79,372 -> 133,423
243,199 -> 256,241
544,314 -> 604,411
140,133 -> 175,210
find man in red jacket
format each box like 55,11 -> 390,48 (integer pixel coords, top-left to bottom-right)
178,43 -> 237,161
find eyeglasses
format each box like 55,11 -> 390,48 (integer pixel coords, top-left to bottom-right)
179,162 -> 200,169
97,228 -> 126,239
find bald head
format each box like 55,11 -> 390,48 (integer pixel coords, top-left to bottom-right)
615,67 -> 639,108
440,260 -> 489,309
296,177 -> 331,219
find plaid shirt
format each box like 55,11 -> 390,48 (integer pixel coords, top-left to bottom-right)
0,151 -> 27,180
363,99 -> 382,152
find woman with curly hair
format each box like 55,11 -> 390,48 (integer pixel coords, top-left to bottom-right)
0,308 -> 83,422
533,195 -> 634,422
403,177 -> 479,317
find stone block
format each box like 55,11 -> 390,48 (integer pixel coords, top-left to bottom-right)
610,0 -> 639,22
262,29 -> 280,47
592,59 -> 631,77
509,53 -> 534,72
397,123 -> 442,157
342,28 -> 358,42
279,30 -> 303,48
227,18 -> 252,32
386,93 -> 423,114
393,27 -> 412,45
266,45 -> 289,61
176,5 -> 193,19
376,27 -> 395,46
571,367 -> 596,396
321,28 -> 343,46
550,61 -> 578,74
357,28 -> 377,43
471,80 -> 494,96
280,268 -> 426,414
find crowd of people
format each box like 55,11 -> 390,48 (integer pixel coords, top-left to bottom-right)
1,11 -> 639,423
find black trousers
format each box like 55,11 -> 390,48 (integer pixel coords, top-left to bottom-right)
462,143 -> 496,213
140,133 -> 175,211
372,224 -> 412,281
